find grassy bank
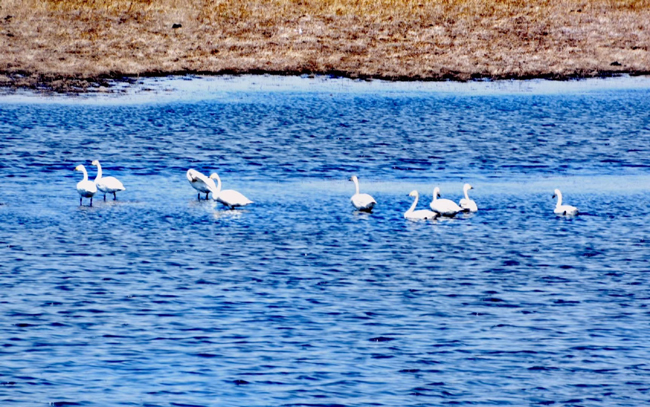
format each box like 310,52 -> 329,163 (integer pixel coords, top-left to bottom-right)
1,0 -> 649,91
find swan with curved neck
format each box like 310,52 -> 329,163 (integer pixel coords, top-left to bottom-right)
74,164 -> 97,206
553,189 -> 578,216
349,175 -> 376,212
91,160 -> 125,201
405,190 -> 437,221
209,173 -> 253,209
430,186 -> 463,217
459,183 -> 478,212
187,169 -> 218,200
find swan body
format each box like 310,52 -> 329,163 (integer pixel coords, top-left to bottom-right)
91,160 -> 125,201
349,176 -> 376,212
74,164 -> 97,206
430,187 -> 464,217
553,189 -> 578,216
187,169 -> 218,200
405,190 -> 438,221
209,173 -> 253,209
459,183 -> 478,212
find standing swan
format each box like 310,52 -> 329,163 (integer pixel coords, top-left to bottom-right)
74,164 -> 97,206
91,160 -> 125,201
187,169 -> 218,200
459,183 -> 478,212
430,186 -> 464,217
553,189 -> 578,216
349,175 -> 376,212
405,190 -> 438,221
209,173 -> 253,209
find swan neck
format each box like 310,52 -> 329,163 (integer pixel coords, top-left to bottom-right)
212,174 -> 222,196
464,188 -> 470,200
556,192 -> 563,207
94,162 -> 102,181
81,167 -> 88,181
407,194 -> 418,214
353,178 -> 360,195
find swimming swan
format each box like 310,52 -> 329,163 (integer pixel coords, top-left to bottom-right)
405,190 -> 438,221
553,189 -> 578,216
209,173 -> 253,209
187,169 -> 218,200
459,183 -> 478,212
430,186 -> 464,217
74,164 -> 97,206
91,160 -> 125,201
349,176 -> 376,212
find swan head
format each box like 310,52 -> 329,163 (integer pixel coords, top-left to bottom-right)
408,190 -> 419,198
433,187 -> 441,199
552,188 -> 561,199
91,160 -> 99,166
464,183 -> 473,192
74,164 -> 85,172
349,175 -> 358,182
209,173 -> 220,181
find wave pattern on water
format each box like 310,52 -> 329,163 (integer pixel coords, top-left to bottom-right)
0,82 -> 650,406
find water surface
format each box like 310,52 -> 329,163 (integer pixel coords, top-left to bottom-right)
1,76 -> 650,406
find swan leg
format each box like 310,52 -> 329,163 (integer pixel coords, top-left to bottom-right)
205,192 -> 209,200
90,197 -> 93,207
197,193 -> 201,201
103,194 -> 107,201
79,197 -> 82,206
113,192 -> 117,200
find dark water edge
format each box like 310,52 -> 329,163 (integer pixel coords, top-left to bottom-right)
1,76 -> 650,406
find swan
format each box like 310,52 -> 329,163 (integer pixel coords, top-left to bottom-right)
349,175 -> 376,212
430,186 -> 464,217
91,160 -> 125,201
74,164 -> 97,206
405,190 -> 438,221
553,189 -> 578,216
187,169 -> 218,200
209,173 -> 253,209
459,183 -> 478,212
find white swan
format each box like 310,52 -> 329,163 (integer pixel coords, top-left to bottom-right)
553,189 -> 578,216
459,183 -> 478,212
91,160 -> 125,201
349,175 -> 376,212
187,169 -> 218,200
209,173 -> 253,209
405,190 -> 438,221
430,186 -> 464,217
74,164 -> 97,206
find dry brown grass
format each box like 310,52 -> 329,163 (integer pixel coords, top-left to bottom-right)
1,0 -> 649,90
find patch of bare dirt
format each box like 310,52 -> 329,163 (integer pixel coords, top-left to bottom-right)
1,0 -> 648,92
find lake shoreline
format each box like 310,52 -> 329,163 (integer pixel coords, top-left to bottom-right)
2,69 -> 650,95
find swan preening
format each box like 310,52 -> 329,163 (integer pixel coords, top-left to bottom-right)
430,187 -> 465,217
186,169 -> 253,209
350,176 -> 376,212
187,169 -> 217,200
459,183 -> 478,212
92,160 -> 125,201
74,164 -> 97,206
405,190 -> 438,221
553,189 -> 578,216
209,172 -> 253,209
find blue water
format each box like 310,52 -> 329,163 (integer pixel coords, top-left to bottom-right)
1,77 -> 650,406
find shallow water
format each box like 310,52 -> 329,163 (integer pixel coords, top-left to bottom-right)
1,77 -> 650,406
